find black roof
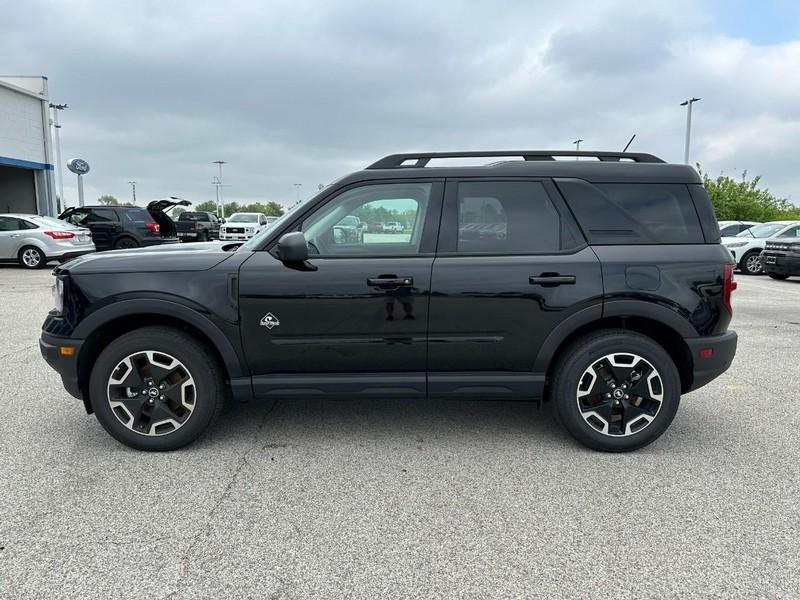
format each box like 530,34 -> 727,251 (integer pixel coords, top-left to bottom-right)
341,151 -> 701,185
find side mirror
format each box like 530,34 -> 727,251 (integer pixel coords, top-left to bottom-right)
276,231 -> 309,263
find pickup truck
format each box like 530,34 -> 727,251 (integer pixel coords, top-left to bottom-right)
176,211 -> 221,242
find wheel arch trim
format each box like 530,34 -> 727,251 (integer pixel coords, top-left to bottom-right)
73,298 -> 246,378
533,299 -> 696,373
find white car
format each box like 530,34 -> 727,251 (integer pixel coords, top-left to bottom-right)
382,221 -> 403,233
718,220 -> 760,237
0,214 -> 95,269
722,220 -> 800,275
219,213 -> 271,241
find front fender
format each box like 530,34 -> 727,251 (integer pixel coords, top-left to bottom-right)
72,297 -> 246,378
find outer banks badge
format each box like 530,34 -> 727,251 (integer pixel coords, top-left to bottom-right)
260,312 -> 280,330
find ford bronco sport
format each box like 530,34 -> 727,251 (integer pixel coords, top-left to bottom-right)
40,151 -> 738,452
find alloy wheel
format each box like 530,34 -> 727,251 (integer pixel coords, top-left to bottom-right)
22,248 -> 42,267
745,253 -> 762,274
106,350 -> 196,436
576,352 -> 664,437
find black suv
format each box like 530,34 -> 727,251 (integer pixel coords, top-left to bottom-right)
59,199 -> 190,251
40,151 -> 738,452
761,237 -> 800,280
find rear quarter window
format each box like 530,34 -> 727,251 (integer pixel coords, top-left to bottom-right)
556,180 -> 704,244
123,208 -> 154,224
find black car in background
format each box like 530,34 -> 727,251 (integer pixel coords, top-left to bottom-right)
60,199 -> 190,251
176,211 -> 221,242
41,150 -> 737,453
761,237 -> 800,280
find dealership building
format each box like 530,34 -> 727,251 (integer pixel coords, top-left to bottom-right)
0,76 -> 57,216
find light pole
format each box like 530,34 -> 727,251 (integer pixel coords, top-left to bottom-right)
293,183 -> 302,204
573,138 -> 583,159
49,103 -> 68,211
213,160 -> 226,216
680,97 -> 701,164
127,181 -> 137,205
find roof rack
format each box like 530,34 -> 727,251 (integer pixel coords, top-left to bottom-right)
366,150 -> 666,169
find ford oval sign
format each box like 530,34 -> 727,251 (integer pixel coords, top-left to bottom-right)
67,158 -> 90,175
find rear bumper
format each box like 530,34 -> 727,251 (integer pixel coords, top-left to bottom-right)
685,330 -> 738,392
52,248 -> 95,260
40,331 -> 85,402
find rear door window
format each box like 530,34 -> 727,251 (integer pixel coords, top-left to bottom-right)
89,208 -> 119,222
439,180 -> 581,254
122,208 -> 154,224
556,180 -> 704,244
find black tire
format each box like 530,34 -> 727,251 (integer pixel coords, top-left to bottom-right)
198,231 -> 208,242
550,329 -> 681,452
739,250 -> 763,275
88,326 -> 224,451
18,246 -> 47,269
113,236 -> 139,250
767,273 -> 790,280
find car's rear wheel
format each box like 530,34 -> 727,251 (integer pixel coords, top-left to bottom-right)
739,250 -> 763,275
551,330 -> 681,452
89,326 -> 224,450
18,246 -> 46,269
198,231 -> 208,242
767,273 -> 790,280
113,237 -> 139,250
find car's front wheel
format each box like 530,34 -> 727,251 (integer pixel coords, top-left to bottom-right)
739,250 -> 763,275
89,326 -> 224,450
550,330 -> 681,452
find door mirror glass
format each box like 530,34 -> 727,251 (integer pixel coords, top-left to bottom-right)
276,231 -> 309,263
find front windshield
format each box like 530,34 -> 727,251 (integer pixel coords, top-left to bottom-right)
736,223 -> 785,238
228,213 -> 259,223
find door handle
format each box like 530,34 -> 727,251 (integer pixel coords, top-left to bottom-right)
10,234 -> 20,238
529,274 -> 576,286
367,275 -> 414,288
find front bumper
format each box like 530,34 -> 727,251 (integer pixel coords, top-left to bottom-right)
685,330 -> 738,392
760,252 -> 800,275
40,331 -> 85,402
220,233 -> 254,241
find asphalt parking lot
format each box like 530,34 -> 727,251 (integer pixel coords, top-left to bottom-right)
1,266 -> 798,599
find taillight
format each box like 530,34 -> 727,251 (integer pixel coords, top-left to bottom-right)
723,263 -> 736,314
145,222 -> 160,234
44,231 -> 75,240
195,223 -> 202,230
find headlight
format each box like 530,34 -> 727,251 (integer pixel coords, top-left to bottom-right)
725,241 -> 748,248
52,278 -> 64,313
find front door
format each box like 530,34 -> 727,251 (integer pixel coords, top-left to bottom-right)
0,216 -> 26,259
238,180 -> 443,398
427,179 -> 603,398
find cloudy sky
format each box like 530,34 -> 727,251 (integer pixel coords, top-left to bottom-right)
3,0 -> 800,208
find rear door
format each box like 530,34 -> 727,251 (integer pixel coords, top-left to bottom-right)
238,180 -> 444,397
427,178 -> 603,398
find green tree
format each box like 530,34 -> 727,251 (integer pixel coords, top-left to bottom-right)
223,202 -> 241,218
263,201 -> 285,217
98,195 -> 119,206
700,168 -> 800,221
195,200 -> 218,213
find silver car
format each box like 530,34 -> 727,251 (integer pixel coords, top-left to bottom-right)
0,213 -> 95,269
